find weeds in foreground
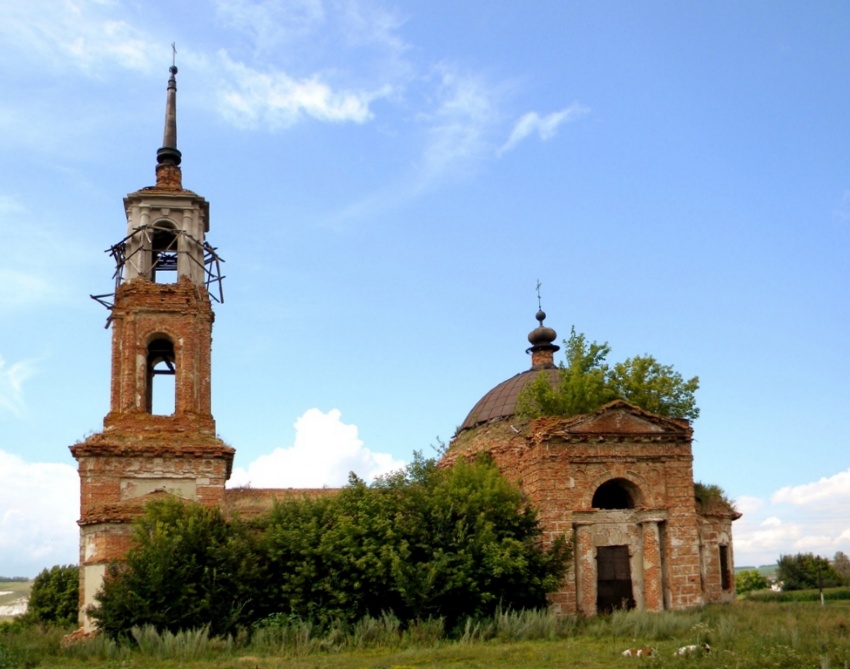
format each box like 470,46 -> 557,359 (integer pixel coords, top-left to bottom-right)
5,601 -> 850,668
130,624 -> 230,660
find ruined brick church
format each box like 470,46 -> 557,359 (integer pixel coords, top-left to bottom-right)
69,67 -> 739,630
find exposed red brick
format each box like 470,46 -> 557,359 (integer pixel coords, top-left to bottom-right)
443,400 -> 739,614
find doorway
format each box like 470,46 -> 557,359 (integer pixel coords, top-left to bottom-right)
597,545 -> 635,613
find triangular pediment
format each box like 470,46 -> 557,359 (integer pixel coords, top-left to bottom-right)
536,400 -> 692,437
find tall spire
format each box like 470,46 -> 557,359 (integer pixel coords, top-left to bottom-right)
155,46 -> 183,190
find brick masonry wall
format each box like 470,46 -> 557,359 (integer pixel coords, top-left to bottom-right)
445,401 -> 737,614
107,277 -> 214,424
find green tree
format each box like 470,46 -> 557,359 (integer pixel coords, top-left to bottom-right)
776,553 -> 842,591
517,327 -> 613,418
21,564 -> 79,627
92,456 -> 571,637
833,551 -> 850,585
608,355 -> 700,420
259,454 -> 571,630
90,499 -> 261,639
735,569 -> 769,595
517,327 -> 699,421
381,453 -> 570,626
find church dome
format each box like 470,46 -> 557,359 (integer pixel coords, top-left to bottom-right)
458,310 -> 560,431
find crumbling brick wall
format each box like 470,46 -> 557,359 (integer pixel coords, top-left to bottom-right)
444,400 -> 737,614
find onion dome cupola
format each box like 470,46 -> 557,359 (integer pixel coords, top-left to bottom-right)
458,308 -> 561,431
526,309 -> 560,369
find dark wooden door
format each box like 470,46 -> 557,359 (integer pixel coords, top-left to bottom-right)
597,545 -> 635,613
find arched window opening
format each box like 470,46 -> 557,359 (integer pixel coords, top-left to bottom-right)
146,337 -> 176,415
592,479 -> 636,510
150,222 -> 178,283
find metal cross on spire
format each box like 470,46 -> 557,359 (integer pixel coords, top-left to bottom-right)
171,42 -> 177,68
536,279 -> 542,310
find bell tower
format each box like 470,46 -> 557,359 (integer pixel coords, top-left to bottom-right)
70,63 -> 234,631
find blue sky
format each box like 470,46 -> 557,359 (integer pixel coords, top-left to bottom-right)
1,0 -> 849,577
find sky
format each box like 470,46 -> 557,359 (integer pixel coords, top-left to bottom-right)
1,0 -> 849,578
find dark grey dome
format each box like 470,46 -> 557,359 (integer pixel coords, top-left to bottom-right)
459,367 -> 558,431
459,308 -> 561,432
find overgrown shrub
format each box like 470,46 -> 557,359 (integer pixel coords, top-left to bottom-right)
20,564 -> 78,627
256,453 -> 570,630
91,499 -> 262,639
91,454 -> 571,638
516,327 -> 699,420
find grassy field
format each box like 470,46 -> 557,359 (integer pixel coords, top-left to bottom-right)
4,599 -> 850,669
0,582 -> 30,623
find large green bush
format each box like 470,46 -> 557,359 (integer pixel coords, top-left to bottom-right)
91,499 -> 262,638
91,454 -> 571,638
259,454 -> 571,629
21,564 -> 78,627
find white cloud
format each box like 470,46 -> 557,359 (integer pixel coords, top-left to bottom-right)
734,495 -> 764,515
0,450 -> 79,577
0,355 -> 38,417
733,469 -> 850,566
228,408 -> 405,488
0,0 -> 158,76
498,104 -> 589,155
733,515 -> 801,564
217,52 -> 388,129
772,468 -> 850,506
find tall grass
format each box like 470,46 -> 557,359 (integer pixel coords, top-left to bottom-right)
6,602 -> 850,668
130,624 -> 226,660
594,608 -> 702,641
459,607 -> 578,644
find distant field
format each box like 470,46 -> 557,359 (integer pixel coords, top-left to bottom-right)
0,580 -> 31,620
736,564 -> 778,579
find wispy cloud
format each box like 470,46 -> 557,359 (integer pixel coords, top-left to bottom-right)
322,64 -> 503,226
0,195 -> 85,311
217,52 -> 390,129
215,0 -> 408,64
229,408 -> 405,487
415,64 -> 501,189
0,0 -> 158,76
0,271 -> 59,312
0,356 -> 38,417
215,0 -> 327,51
498,104 -> 589,155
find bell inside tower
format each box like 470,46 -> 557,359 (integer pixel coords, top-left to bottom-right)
150,221 -> 179,283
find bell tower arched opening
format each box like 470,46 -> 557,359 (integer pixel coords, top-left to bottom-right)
146,336 -> 176,415
151,221 -> 178,283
